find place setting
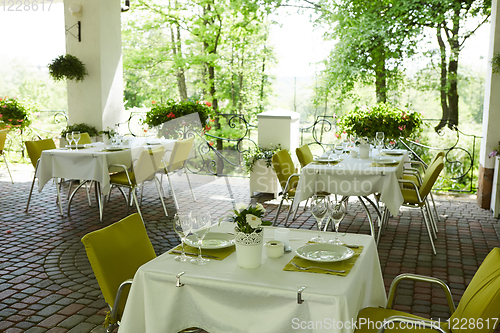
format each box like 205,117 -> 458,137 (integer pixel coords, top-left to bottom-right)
169,212 -> 236,263
283,195 -> 363,276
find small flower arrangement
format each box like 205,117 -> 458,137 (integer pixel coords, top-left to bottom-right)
99,127 -> 117,139
231,202 -> 267,234
336,103 -> 424,141
242,144 -> 282,173
0,96 -> 34,130
489,142 -> 500,158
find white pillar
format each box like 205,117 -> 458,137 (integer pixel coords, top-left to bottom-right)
481,0 -> 500,168
63,0 -> 126,131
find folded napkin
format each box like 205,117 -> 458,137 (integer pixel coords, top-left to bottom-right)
283,246 -> 363,276
169,243 -> 235,260
370,162 -> 399,167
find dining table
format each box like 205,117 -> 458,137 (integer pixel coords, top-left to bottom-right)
292,148 -> 409,237
36,138 -> 177,219
118,222 -> 387,333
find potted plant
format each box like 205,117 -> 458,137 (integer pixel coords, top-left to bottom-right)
99,127 -> 117,144
60,123 -> 99,145
142,99 -> 215,139
48,54 -> 88,82
336,103 -> 424,142
0,96 -> 34,131
243,144 -> 282,198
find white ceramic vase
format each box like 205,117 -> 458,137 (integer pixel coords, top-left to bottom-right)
234,227 -> 264,269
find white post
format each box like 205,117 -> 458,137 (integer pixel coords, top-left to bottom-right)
478,0 -> 500,208
63,0 -> 126,131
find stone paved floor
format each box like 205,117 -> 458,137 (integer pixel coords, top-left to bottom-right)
1,163 -> 500,332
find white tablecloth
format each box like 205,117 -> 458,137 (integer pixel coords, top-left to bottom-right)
119,223 -> 387,333
293,150 -> 408,217
37,139 -> 176,195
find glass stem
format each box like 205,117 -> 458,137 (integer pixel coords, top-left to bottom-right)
198,242 -> 202,261
180,240 -> 185,255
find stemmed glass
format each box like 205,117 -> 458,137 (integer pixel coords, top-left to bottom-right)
72,131 -> 81,150
173,213 -> 192,262
375,132 -> 384,154
66,132 -> 74,150
190,212 -> 211,265
328,200 -> 347,245
309,195 -> 328,243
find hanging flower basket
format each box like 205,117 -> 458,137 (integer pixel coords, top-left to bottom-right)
48,54 -> 88,82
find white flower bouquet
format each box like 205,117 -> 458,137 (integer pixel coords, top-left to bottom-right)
231,202 -> 267,234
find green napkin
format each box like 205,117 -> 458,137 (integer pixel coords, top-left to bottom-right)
283,246 -> 363,276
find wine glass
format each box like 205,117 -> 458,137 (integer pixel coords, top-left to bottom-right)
328,201 -> 347,245
65,132 -> 74,150
375,132 -> 384,154
309,195 -> 328,243
190,212 -> 211,265
72,131 -> 81,150
173,214 -> 191,262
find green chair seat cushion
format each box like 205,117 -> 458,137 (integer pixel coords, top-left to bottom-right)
403,175 -> 420,188
356,307 -> 449,333
110,171 -> 136,186
401,188 -> 424,207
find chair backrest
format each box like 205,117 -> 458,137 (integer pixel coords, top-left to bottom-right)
0,130 -> 7,152
272,149 -> 297,191
166,137 -> 194,172
25,138 -> 56,168
449,247 -> 500,333
79,132 -> 92,145
296,144 -> 314,168
418,156 -> 444,199
134,146 -> 165,184
81,213 -> 156,315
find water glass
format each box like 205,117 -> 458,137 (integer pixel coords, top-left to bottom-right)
309,195 -> 328,243
375,132 -> 384,151
66,132 -> 74,150
190,212 -> 211,265
72,131 -> 81,150
173,214 -> 191,262
328,201 -> 347,245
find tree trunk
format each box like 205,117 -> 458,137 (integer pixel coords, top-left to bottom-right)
447,10 -> 461,130
435,26 -> 449,132
170,24 -> 188,100
373,45 -> 387,103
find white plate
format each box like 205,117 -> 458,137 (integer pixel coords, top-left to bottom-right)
65,144 -> 86,149
315,156 -> 339,163
295,243 -> 354,262
184,232 -> 235,249
373,157 -> 398,165
106,146 -> 126,151
382,150 -> 404,156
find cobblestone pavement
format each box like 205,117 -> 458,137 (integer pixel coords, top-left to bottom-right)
1,163 -> 500,332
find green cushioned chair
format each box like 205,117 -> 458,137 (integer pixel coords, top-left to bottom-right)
81,213 -> 156,333
355,247 -> 500,333
296,144 -> 315,168
25,138 -> 63,215
272,149 -> 300,227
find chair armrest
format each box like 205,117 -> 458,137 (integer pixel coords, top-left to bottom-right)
407,160 -> 427,169
108,279 -> 133,324
386,273 -> 455,314
283,173 -> 301,194
398,179 -> 424,202
378,315 -> 447,333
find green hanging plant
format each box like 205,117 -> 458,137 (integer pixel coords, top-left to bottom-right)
48,54 -> 88,82
492,53 -> 500,74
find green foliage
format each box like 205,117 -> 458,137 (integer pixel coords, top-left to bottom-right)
492,53 -> 500,74
61,123 -> 99,137
231,203 -> 266,234
48,54 -> 88,82
143,99 -> 215,129
336,103 -> 424,140
99,127 -> 117,139
0,96 -> 34,130
242,144 -> 281,173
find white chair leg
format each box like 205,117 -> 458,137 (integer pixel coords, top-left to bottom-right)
430,191 -> 440,223
26,174 -> 37,212
154,177 -> 168,217
184,168 -> 197,202
131,189 -> 142,219
166,172 -> 180,210
273,197 -> 286,226
2,154 -> 13,183
421,206 -> 437,255
55,178 -> 64,216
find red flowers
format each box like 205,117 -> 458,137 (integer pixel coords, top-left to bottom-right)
204,101 -> 212,107
167,112 -> 176,119
205,125 -> 212,131
151,101 -> 156,104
